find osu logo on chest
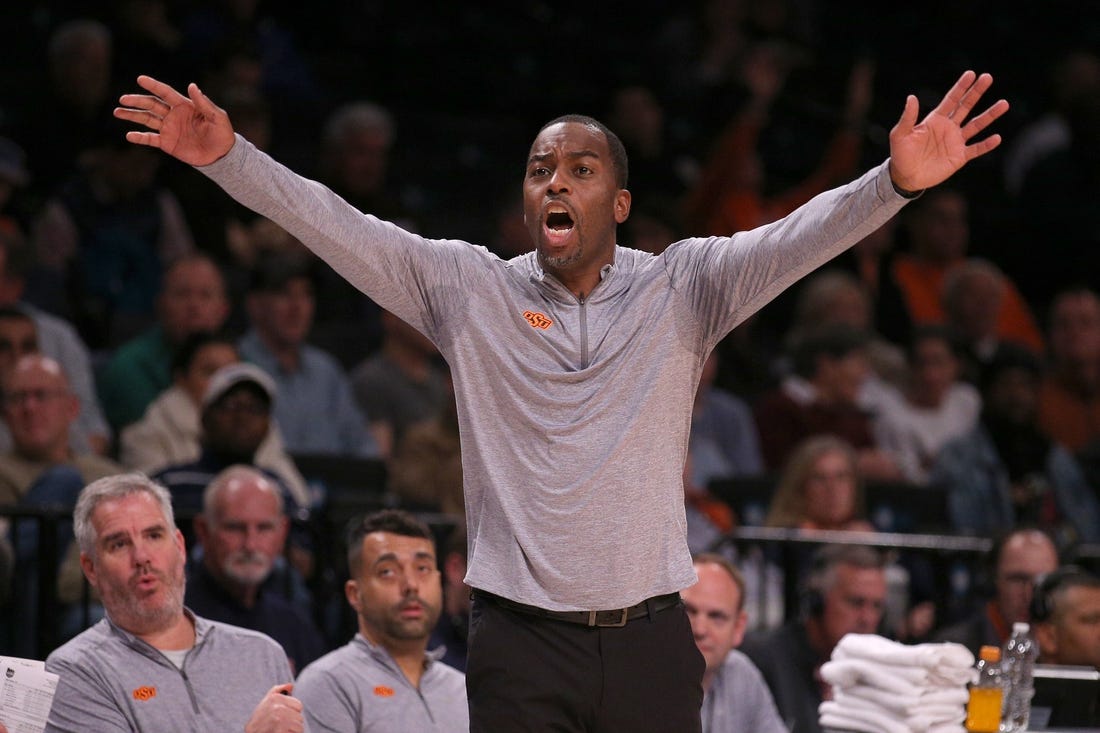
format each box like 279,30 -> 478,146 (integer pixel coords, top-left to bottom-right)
132,686 -> 157,701
523,310 -> 553,329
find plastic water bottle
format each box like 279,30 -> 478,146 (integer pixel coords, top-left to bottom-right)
1000,622 -> 1038,732
966,645 -> 1003,733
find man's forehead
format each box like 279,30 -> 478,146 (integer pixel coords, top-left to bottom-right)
834,564 -> 885,590
691,563 -> 741,604
362,531 -> 434,559
1000,538 -> 1057,573
93,492 -> 168,533
530,122 -> 608,157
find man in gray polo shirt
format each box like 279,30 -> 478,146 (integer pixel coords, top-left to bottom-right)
114,68 -> 1007,732
294,509 -> 468,732
683,553 -> 786,733
44,473 -> 306,733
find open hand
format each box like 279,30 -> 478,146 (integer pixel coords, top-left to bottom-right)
888,70 -> 1009,192
114,75 -> 236,166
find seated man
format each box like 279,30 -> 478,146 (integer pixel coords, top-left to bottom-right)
153,362 -> 308,519
188,465 -> 326,674
44,473 -> 304,732
97,252 -> 230,431
0,354 -> 121,503
239,252 -> 378,457
753,324 -> 901,481
931,344 -> 1100,541
933,528 -> 1058,657
683,553 -> 786,733
119,331 -> 308,503
0,354 -> 124,640
1032,565 -> 1100,668
294,509 -> 468,732
739,543 -> 888,733
0,231 -> 110,454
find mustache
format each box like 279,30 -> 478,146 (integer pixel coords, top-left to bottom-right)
227,550 -> 272,567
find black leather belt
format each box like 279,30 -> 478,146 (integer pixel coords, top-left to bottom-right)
476,590 -> 681,628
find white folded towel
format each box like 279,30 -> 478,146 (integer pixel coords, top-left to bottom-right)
819,699 -> 910,733
820,658 -> 929,694
839,682 -> 969,715
833,633 -> 974,671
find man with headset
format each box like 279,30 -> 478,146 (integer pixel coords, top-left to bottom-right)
739,544 -> 888,733
1031,565 -> 1100,669
933,527 -> 1059,657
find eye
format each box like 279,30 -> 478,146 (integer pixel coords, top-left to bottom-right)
576,166 -> 592,175
530,166 -> 549,178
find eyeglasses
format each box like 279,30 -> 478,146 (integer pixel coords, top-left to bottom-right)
3,388 -> 70,407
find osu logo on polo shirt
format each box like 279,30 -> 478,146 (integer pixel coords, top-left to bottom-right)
373,685 -> 395,697
523,310 -> 553,329
132,686 -> 157,701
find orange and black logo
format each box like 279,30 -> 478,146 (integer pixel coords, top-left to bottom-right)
132,686 -> 157,701
373,685 -> 395,697
523,310 -> 553,329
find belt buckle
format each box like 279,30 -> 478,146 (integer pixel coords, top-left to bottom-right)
588,607 -> 629,628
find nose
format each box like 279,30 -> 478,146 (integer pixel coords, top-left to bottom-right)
131,538 -> 153,567
400,568 -> 420,596
546,168 -> 570,195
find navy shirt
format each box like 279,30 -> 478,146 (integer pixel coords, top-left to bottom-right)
185,562 -> 327,675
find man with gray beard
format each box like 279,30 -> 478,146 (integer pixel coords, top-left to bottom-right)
294,509 -> 468,732
44,473 -> 306,732
186,465 -> 326,674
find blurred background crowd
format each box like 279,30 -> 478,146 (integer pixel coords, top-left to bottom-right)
1,0 -> 1100,669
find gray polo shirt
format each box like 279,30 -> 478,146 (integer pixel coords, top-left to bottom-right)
44,610 -> 300,733
294,634 -> 468,732
203,138 -> 907,611
702,650 -> 788,733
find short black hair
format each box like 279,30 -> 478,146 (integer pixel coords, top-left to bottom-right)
248,251 -> 315,293
789,324 -> 870,379
346,509 -> 434,576
978,342 -> 1043,394
0,305 -> 34,326
537,114 -> 629,189
170,330 -> 237,377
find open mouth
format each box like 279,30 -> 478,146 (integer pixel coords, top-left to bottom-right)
543,204 -> 575,244
546,211 -> 573,231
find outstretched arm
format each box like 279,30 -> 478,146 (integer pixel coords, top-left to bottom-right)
888,70 -> 1009,193
114,75 -> 236,166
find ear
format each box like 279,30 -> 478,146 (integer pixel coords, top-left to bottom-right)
174,528 -> 186,560
64,393 -> 80,421
345,579 -> 361,613
193,515 -> 210,546
731,609 -> 749,647
443,552 -> 466,587
80,552 -> 97,586
1034,621 -> 1057,660
614,189 -> 631,224
275,515 -> 289,548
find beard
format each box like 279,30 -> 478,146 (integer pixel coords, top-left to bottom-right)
538,243 -> 584,271
220,549 -> 274,587
100,563 -> 186,635
361,592 -> 441,642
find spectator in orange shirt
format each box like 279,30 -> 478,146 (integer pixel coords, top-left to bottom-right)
1037,286 -> 1100,452
891,187 -> 1044,354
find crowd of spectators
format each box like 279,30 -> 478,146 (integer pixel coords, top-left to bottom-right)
1,0 -> 1100,674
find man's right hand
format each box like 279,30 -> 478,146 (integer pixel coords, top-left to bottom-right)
114,75 -> 236,166
244,683 -> 305,733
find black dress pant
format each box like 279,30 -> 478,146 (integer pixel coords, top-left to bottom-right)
466,592 -> 704,733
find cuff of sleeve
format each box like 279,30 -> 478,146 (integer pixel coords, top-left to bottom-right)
891,179 -> 924,199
